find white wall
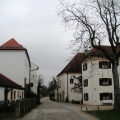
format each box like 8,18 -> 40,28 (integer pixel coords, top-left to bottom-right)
57,73 -> 66,101
82,57 -> 115,105
0,50 -> 30,87
57,73 -> 82,102
0,87 -> 24,101
8,89 -> 24,100
30,62 -> 39,94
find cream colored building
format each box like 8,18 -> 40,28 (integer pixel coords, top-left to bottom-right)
57,53 -> 84,102
82,46 -> 120,105
57,46 -> 120,105
30,62 -> 39,94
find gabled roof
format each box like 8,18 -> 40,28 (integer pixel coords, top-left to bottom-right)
0,73 -> 24,90
57,53 -> 84,76
0,38 -> 31,67
1,38 -> 23,48
0,38 -> 25,50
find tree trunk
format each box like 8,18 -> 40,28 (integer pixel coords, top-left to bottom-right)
112,61 -> 120,110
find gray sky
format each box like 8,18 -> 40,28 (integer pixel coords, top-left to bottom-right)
0,0 -> 74,86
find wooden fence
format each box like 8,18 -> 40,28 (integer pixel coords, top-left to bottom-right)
0,98 -> 37,119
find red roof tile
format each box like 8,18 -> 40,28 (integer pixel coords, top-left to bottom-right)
57,53 -> 85,76
1,38 -> 23,47
0,38 -> 25,49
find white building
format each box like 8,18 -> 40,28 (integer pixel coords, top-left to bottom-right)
57,46 -> 120,105
0,73 -> 24,101
82,46 -> 120,105
0,38 -> 31,88
30,62 -> 39,94
57,53 -> 84,102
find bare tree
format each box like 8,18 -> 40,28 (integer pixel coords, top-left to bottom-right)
58,0 -> 120,109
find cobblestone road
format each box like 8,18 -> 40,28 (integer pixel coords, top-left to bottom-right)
18,97 -> 113,120
39,98 -> 82,120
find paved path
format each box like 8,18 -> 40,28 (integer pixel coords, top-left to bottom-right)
17,97 -> 113,120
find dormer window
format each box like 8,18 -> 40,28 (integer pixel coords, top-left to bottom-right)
83,63 -> 87,71
99,61 -> 111,69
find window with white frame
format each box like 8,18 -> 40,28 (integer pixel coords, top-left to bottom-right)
99,61 -> 111,69
100,93 -> 112,100
99,78 -> 112,86
83,63 -> 87,71
84,79 -> 88,87
84,93 -> 88,101
70,78 -> 74,84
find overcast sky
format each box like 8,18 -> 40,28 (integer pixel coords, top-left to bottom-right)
0,0 -> 75,86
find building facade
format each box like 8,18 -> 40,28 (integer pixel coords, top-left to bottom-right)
0,73 -> 24,101
82,46 -> 120,105
57,53 -> 84,102
57,46 -> 120,105
30,62 -> 39,94
0,38 -> 31,87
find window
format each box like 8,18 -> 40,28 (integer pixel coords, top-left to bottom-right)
30,83 -> 33,87
84,93 -> 88,101
11,91 -> 13,100
18,91 -> 19,98
99,61 -> 111,69
100,93 -> 112,100
33,75 -> 34,78
70,78 -> 74,84
84,79 -> 88,87
14,91 -> 16,99
99,78 -> 112,86
22,92 -> 24,98
83,63 -> 87,71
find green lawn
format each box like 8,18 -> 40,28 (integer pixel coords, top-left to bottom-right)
86,110 -> 120,120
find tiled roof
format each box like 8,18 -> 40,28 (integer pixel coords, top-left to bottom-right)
1,38 -> 24,48
0,38 -> 31,67
85,45 -> 120,57
0,73 -> 24,89
57,53 -> 84,76
82,45 -> 120,62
